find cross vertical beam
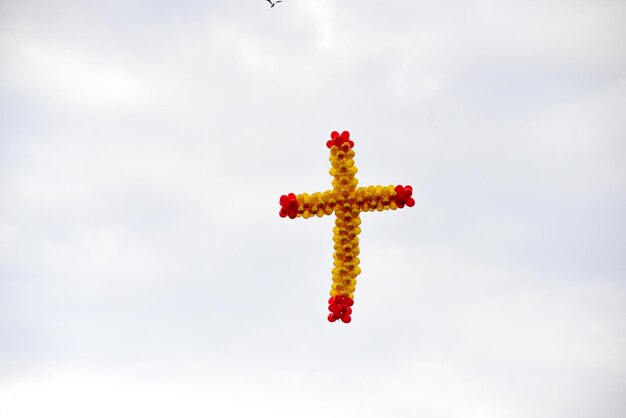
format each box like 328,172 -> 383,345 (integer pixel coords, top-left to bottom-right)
279,131 -> 414,323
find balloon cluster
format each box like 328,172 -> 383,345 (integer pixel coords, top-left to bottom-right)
394,185 -> 415,208
326,130 -> 354,149
279,130 -> 415,324
327,134 -> 361,322
280,191 -> 335,219
279,193 -> 298,219
350,184 -> 416,212
327,295 -> 354,323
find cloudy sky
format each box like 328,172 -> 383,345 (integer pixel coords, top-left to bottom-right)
1,0 -> 625,417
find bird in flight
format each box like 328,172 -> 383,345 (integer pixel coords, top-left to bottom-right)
266,0 -> 282,7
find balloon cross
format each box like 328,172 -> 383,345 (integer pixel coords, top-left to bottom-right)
279,131 -> 415,323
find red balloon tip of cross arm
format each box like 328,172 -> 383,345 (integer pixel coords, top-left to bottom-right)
394,185 -> 416,208
326,130 -> 354,149
327,295 -> 354,323
278,130 -> 415,323
279,193 -> 298,219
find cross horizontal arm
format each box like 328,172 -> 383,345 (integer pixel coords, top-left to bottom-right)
352,184 -> 415,212
279,190 -> 337,219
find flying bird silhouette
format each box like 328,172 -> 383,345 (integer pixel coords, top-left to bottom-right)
266,0 -> 282,7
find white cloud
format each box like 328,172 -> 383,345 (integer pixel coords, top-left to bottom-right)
1,1 -> 625,417
2,40 -> 157,110
301,0 -> 338,51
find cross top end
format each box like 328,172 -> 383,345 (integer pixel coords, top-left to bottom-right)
326,130 -> 354,149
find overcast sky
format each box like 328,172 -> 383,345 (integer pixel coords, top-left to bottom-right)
1,1 -> 625,417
